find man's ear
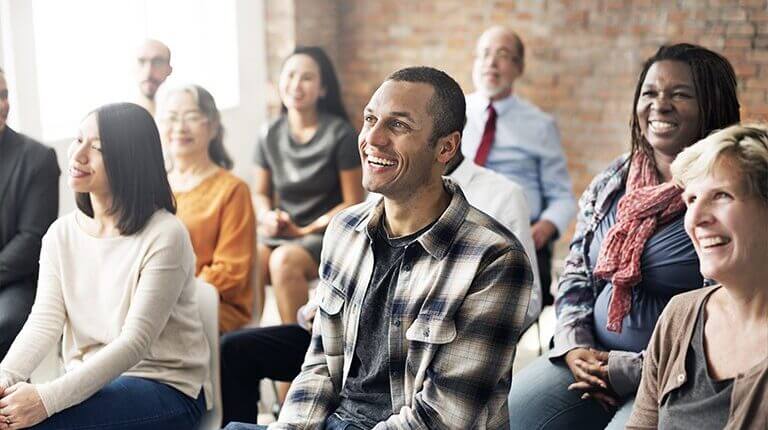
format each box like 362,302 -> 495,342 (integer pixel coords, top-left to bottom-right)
436,131 -> 461,164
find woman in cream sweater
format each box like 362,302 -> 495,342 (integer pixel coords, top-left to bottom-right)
0,103 -> 211,429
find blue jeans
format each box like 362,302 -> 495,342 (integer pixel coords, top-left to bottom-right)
224,413 -> 365,430
30,376 -> 205,429
508,355 -> 634,430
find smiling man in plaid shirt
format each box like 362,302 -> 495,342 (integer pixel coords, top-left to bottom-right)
226,66 -> 532,430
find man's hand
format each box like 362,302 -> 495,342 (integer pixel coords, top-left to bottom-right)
564,348 -> 618,410
0,382 -> 47,429
531,219 -> 557,250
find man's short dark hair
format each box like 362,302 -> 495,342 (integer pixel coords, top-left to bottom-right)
386,66 -> 466,144
76,103 -> 176,235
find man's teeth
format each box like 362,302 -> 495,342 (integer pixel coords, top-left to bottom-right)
367,155 -> 396,166
699,236 -> 729,248
650,120 -> 677,133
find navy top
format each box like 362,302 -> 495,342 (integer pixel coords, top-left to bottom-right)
591,188 -> 702,352
335,221 -> 432,429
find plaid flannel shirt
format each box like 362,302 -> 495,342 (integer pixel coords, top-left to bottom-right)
271,178 -> 533,430
551,153 -> 630,358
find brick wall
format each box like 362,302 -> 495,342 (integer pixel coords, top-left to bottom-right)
266,0 -> 768,252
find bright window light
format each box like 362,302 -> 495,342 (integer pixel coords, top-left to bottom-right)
32,0 -> 239,141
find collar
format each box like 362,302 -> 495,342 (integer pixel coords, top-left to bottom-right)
469,92 -> 518,116
448,158 -> 478,186
353,177 -> 470,260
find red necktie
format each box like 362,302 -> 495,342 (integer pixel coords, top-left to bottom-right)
474,103 -> 497,166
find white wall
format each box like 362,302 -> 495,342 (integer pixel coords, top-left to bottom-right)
0,0 -> 268,215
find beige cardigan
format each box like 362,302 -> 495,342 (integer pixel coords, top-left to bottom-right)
627,286 -> 768,429
0,210 -> 212,416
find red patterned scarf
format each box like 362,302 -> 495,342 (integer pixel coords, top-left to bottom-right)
593,151 -> 685,333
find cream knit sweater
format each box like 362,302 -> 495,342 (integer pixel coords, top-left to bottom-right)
0,210 -> 212,415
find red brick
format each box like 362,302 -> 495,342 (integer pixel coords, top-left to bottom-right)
727,23 -> 756,35
264,0 -> 768,247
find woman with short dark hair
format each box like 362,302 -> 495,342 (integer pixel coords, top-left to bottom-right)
0,103 -> 210,429
508,43 -> 741,429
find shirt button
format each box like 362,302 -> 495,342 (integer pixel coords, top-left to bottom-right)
423,328 -> 430,337
393,320 -> 401,327
403,263 -> 412,271
677,374 -> 685,383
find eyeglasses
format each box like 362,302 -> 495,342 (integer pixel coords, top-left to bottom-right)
137,56 -> 170,68
160,112 -> 208,127
475,49 -> 521,65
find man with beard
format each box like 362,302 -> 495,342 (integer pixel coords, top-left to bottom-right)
135,39 -> 173,116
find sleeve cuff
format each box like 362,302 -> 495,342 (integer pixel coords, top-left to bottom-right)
549,323 -> 596,360
35,382 -> 57,417
607,350 -> 644,398
540,209 -> 574,238
0,368 -> 24,387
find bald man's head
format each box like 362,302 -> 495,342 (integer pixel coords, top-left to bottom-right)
136,39 -> 172,100
472,26 -> 524,100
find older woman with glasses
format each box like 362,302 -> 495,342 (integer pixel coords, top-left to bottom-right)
159,85 -> 256,333
627,124 -> 768,430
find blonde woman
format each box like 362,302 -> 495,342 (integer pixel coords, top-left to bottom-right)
628,124 -> 768,429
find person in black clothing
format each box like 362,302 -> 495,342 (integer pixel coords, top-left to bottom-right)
0,67 -> 60,360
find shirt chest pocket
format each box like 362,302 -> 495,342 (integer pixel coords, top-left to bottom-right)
405,317 -> 457,377
405,317 -> 457,345
318,282 -> 346,358
318,283 -> 345,316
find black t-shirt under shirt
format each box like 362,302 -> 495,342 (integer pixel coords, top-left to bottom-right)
334,219 -> 432,429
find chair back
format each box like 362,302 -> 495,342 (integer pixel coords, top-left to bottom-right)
196,279 -> 223,430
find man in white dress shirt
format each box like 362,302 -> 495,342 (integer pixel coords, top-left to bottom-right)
445,151 -> 542,328
463,26 -> 576,306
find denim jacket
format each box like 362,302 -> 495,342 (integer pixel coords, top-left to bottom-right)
549,154 -> 647,396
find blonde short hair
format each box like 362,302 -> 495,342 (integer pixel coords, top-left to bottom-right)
671,123 -> 768,203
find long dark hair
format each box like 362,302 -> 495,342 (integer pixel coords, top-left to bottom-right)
629,43 -> 740,161
281,46 -> 348,121
76,103 -> 176,235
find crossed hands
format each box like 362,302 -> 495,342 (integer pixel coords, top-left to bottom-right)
564,347 -> 619,411
0,382 -> 47,430
259,209 -> 305,239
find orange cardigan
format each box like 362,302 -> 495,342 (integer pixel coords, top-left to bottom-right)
175,169 -> 255,332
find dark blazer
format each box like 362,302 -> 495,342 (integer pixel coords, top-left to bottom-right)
0,126 -> 60,291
